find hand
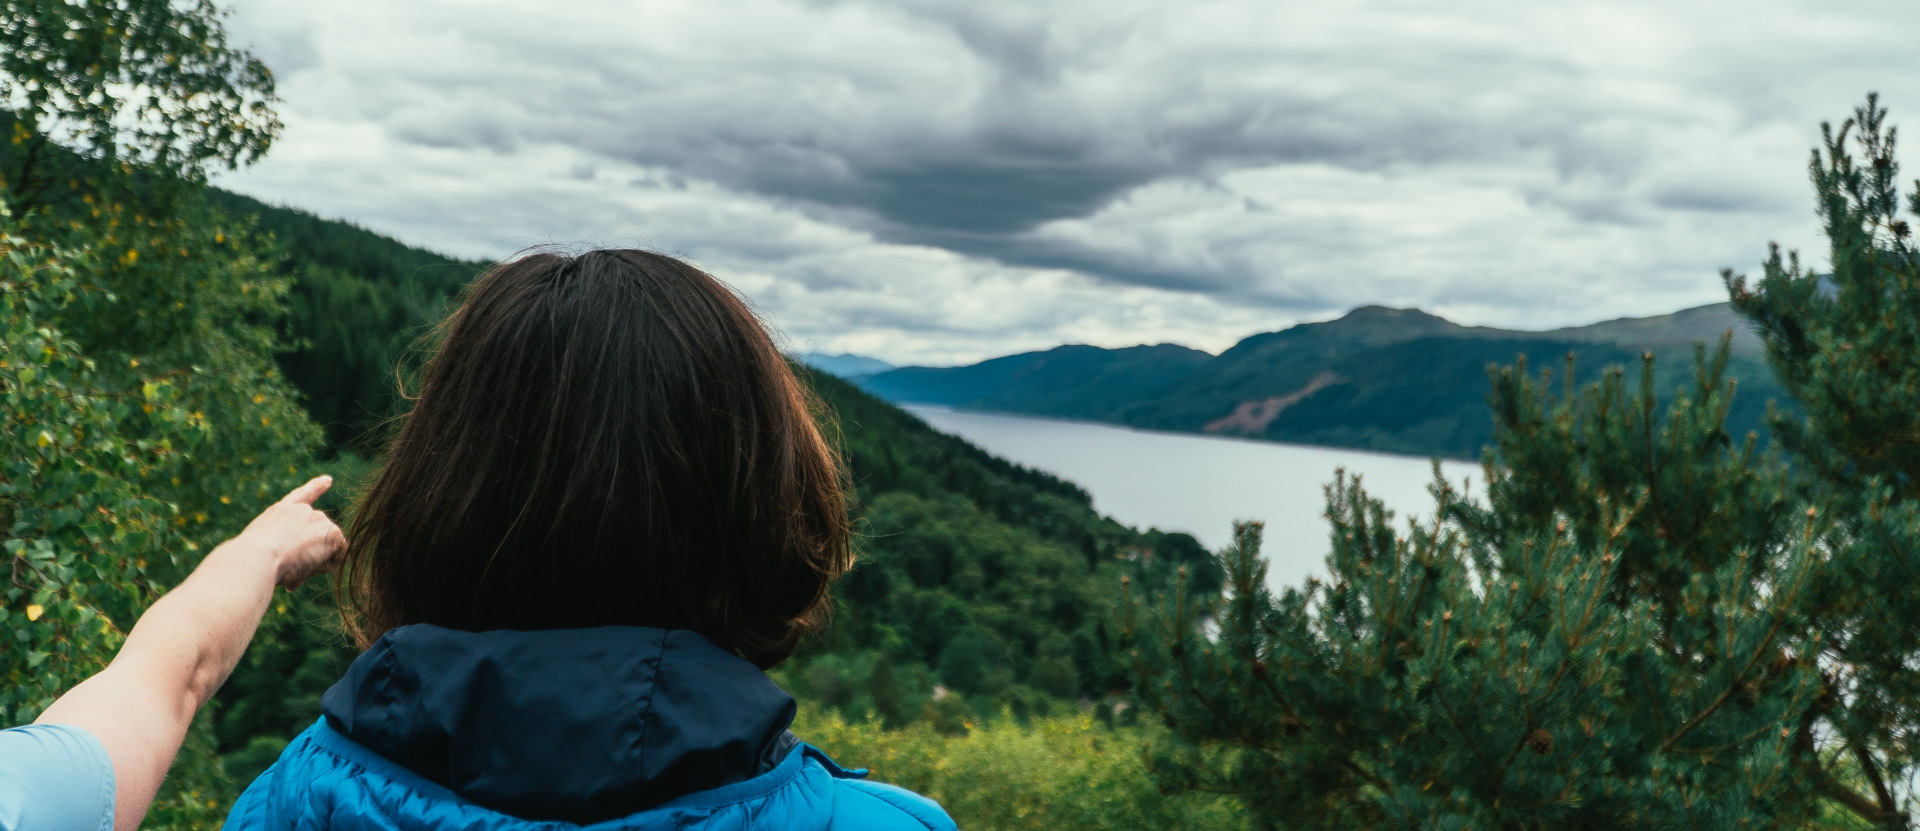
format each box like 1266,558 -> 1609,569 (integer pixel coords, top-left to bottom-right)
229,475 -> 348,589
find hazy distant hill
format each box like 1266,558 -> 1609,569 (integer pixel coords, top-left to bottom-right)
856,303 -> 1781,460
1523,303 -> 1763,355
799,352 -> 896,378
857,343 -> 1212,421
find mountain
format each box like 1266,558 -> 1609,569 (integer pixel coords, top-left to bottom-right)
856,303 -> 1781,460
856,343 -> 1212,421
799,352 -> 896,378
1520,303 -> 1763,355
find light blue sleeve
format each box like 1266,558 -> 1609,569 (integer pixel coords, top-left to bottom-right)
0,724 -> 116,831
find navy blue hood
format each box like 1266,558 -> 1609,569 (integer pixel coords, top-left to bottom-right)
320,625 -> 799,823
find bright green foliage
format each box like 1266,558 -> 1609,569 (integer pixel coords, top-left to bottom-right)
798,707 -> 1246,830
0,0 -> 318,561
0,0 -> 278,208
0,216 -> 178,724
6,186 -> 323,571
0,200 -> 319,826
1131,95 -> 1920,829
1,1 -> 320,820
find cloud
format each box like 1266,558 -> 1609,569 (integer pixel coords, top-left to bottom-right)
215,0 -> 1920,365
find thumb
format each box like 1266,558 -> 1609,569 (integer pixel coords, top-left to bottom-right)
282,475 -> 334,506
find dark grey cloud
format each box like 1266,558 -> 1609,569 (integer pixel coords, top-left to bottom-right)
218,0 -> 1920,364
318,5 -> 1574,253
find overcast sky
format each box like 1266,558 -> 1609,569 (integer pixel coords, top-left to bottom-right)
216,0 -> 1920,366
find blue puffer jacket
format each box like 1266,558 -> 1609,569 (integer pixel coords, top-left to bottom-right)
223,625 -> 954,830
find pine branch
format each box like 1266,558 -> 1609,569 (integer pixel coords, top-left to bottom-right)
1849,739 -> 1899,823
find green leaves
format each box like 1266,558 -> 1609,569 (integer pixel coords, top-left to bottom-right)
1,219 -> 161,727
799,708 -> 1244,830
0,5 -> 312,825
0,0 -> 280,206
1,182 -> 322,826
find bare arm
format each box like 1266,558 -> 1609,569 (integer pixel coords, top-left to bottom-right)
35,476 -> 346,831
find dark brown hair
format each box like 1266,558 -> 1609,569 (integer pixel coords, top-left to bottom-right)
339,249 -> 851,668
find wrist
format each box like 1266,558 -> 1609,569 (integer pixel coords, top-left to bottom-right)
203,536 -> 286,584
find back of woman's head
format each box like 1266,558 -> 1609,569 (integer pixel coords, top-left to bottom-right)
341,249 -> 850,668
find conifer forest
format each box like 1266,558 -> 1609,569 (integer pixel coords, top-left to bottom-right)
9,1 -> 1920,828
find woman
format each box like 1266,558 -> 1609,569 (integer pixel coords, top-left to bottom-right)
224,250 -> 954,830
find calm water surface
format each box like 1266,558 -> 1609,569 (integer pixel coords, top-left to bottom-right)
906,405 -> 1481,592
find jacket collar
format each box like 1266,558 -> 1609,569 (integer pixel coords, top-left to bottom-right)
321,624 -> 798,823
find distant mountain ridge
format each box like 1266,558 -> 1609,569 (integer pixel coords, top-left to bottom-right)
1522,303 -> 1763,353
859,343 -> 1213,420
856,302 -> 1777,460
800,352 -> 896,378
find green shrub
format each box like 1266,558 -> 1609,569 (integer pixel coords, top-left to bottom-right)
798,708 -> 1246,830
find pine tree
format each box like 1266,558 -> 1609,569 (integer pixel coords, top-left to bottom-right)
1129,95 -> 1920,829
1725,92 -> 1920,828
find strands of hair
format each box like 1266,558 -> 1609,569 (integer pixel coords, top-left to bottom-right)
340,249 -> 852,668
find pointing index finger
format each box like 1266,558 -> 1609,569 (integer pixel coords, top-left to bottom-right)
282,475 -> 334,506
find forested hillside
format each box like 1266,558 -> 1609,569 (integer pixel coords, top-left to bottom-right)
203,189 -> 488,450
859,303 -> 1782,459
781,371 -> 1221,724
